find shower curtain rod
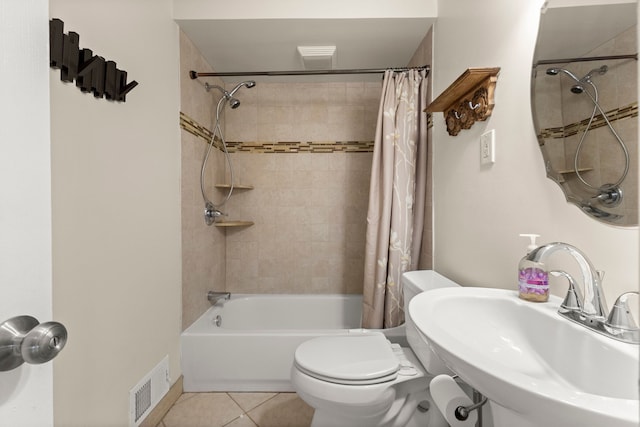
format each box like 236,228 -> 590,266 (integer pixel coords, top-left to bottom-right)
536,53 -> 637,66
189,65 -> 430,79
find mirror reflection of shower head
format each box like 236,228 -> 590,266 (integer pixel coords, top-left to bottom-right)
546,67 -> 580,81
570,84 -> 585,94
546,65 -> 608,94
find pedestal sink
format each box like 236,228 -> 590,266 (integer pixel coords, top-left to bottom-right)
409,287 -> 639,427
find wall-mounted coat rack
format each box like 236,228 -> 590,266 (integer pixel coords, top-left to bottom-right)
425,67 -> 500,136
49,18 -> 138,102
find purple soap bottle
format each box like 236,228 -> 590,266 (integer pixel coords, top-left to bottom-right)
518,234 -> 549,302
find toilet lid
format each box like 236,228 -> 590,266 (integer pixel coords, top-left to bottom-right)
294,333 -> 400,385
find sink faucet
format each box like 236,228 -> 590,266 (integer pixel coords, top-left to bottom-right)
525,242 -> 638,344
525,242 -> 607,317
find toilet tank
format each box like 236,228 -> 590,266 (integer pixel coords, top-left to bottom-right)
402,270 -> 460,375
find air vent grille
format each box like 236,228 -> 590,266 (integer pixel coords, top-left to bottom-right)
134,379 -> 151,422
129,356 -> 170,426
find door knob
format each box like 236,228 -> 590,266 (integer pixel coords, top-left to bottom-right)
0,315 -> 68,371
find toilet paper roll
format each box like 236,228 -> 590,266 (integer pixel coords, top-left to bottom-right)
430,374 -> 478,427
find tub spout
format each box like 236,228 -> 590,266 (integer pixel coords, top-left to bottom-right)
208,291 -> 231,305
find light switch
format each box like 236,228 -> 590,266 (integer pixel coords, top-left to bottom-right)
480,129 -> 495,165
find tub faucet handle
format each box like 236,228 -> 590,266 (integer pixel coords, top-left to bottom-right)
204,202 -> 227,226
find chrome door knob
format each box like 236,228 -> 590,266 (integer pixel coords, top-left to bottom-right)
21,321 -> 68,364
0,315 -> 68,371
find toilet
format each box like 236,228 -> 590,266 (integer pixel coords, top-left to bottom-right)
291,270 -> 460,427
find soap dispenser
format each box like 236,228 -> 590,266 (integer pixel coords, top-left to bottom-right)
518,234 -> 549,302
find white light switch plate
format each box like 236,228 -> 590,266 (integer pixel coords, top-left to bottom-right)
480,129 -> 495,165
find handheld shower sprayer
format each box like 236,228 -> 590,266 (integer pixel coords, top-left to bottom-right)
545,66 -> 608,94
544,64 -> 629,199
200,79 -> 256,225
205,81 -> 256,109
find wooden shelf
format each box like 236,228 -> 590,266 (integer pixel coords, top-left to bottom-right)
425,67 -> 500,136
214,221 -> 254,228
215,184 -> 254,190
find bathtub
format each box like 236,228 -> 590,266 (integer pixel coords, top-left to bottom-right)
181,293 -> 405,392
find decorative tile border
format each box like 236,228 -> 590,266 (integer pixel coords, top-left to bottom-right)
538,102 -> 637,140
224,141 -> 375,153
180,112 -> 218,147
180,111 -> 433,153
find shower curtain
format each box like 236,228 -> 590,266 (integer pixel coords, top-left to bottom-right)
362,69 -> 428,329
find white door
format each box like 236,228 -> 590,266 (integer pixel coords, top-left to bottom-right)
0,1 -> 55,425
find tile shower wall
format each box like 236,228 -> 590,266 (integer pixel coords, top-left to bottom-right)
179,28 -> 434,315
221,81 -> 382,294
180,31 -> 228,329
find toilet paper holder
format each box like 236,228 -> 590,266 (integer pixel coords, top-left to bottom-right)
452,376 -> 488,422
455,392 -> 488,421
0,315 -> 68,372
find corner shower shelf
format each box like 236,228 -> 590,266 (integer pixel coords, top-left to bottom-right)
557,168 -> 593,174
213,184 -> 254,227
425,67 -> 500,136
215,184 -> 254,190
556,167 -> 593,183
214,221 -> 254,228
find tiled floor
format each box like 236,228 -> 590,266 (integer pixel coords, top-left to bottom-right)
158,392 -> 314,427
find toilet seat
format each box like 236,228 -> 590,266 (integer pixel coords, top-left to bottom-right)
294,333 -> 400,385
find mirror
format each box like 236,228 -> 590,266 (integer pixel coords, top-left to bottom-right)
531,1 -> 638,226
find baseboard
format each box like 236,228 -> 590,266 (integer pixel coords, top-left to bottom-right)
140,375 -> 183,427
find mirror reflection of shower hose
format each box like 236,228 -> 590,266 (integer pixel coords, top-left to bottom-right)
546,67 -> 630,206
573,79 -> 629,198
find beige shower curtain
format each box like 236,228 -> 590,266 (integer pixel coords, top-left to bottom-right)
362,69 -> 428,329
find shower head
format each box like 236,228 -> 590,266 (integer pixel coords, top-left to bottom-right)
546,67 -> 580,82
228,97 -> 241,109
228,80 -> 256,97
205,80 -> 255,109
205,81 -> 252,109
571,85 -> 585,94
546,67 -> 594,95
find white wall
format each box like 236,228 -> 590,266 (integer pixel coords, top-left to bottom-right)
432,0 -> 638,305
49,0 -> 182,425
0,1 -> 53,425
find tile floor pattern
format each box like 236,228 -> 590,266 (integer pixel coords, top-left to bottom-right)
158,392 -> 314,427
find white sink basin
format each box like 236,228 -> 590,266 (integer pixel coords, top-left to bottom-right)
409,287 -> 639,427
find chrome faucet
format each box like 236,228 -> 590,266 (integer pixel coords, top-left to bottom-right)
207,291 -> 231,305
526,242 -> 638,344
526,242 -> 607,317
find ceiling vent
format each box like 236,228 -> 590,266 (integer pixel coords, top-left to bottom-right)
297,45 -> 337,70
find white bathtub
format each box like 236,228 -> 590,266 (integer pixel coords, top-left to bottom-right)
181,293 -> 404,392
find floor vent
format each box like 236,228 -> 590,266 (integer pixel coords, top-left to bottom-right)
134,379 -> 151,422
129,356 -> 170,426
